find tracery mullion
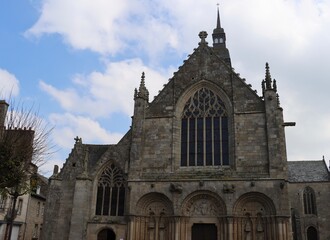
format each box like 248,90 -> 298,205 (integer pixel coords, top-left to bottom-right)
219,116 -> 223,165
186,118 -> 189,166
303,193 -> 308,214
108,187 -> 113,216
211,116 -> 214,166
309,193 -> 313,214
307,193 -> 311,214
203,117 -> 206,166
116,185 -> 120,216
101,185 -> 106,215
194,117 -> 197,166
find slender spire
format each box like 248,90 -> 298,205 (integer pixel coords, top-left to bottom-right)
216,4 -> 221,29
212,4 -> 225,40
212,3 -> 231,66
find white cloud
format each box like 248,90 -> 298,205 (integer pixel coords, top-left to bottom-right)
26,0 -> 129,54
25,0 -> 330,58
26,0 -> 182,60
49,112 -> 123,148
31,0 -> 330,162
0,68 -> 20,98
39,58 -> 170,118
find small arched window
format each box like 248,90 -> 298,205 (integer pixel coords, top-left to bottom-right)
95,164 -> 126,216
181,88 -> 229,166
303,187 -> 317,215
307,226 -> 318,240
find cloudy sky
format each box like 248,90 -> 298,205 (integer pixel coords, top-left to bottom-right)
1,0 -> 330,175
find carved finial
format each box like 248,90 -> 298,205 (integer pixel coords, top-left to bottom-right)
199,31 -> 208,45
276,93 -> 280,106
53,165 -> 59,175
74,136 -> 82,144
134,88 -> 138,99
265,62 -> 272,89
141,72 -> 145,87
136,72 -> 149,101
273,79 -> 277,92
262,80 -> 266,92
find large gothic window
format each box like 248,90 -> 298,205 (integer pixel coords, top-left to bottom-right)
303,187 -> 317,215
95,164 -> 126,216
181,88 -> 229,166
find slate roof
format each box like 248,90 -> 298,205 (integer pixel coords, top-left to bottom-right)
288,160 -> 329,182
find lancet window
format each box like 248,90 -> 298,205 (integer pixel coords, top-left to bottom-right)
303,187 -> 317,215
95,163 -> 126,216
181,88 -> 229,166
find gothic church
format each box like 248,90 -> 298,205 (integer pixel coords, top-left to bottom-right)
42,9 -> 330,240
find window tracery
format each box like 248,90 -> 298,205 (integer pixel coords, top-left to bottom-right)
181,87 -> 229,166
95,163 -> 126,216
303,187 -> 317,215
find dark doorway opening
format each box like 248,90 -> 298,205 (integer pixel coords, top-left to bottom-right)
97,228 -> 116,240
307,226 -> 318,240
192,223 -> 217,240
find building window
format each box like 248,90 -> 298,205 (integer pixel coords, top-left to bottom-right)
16,199 -> 23,215
37,202 -> 41,216
303,187 -> 317,215
0,196 -> 7,211
33,224 -> 39,238
40,224 -> 43,238
36,185 -> 41,195
41,203 -> 45,217
181,87 -> 229,166
95,163 -> 126,216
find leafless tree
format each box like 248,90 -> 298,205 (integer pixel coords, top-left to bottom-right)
0,99 -> 54,240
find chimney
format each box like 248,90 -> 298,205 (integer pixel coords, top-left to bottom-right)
0,100 -> 9,129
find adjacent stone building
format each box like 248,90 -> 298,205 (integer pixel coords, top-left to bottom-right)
42,9 -> 330,240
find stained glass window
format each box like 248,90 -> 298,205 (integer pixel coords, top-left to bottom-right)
95,163 -> 126,216
181,88 -> 229,166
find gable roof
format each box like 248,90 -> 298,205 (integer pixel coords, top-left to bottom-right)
288,160 -> 329,182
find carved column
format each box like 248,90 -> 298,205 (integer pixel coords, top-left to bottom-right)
227,217 -> 234,240
174,217 -> 180,240
127,216 -> 135,240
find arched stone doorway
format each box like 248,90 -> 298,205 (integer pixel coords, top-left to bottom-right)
97,228 -> 116,240
233,192 -> 277,240
182,190 -> 227,240
133,192 -> 174,240
307,226 -> 318,240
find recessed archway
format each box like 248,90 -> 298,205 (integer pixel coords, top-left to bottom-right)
97,228 -> 116,240
307,226 -> 318,240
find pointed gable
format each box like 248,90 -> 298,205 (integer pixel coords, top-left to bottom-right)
146,31 -> 264,118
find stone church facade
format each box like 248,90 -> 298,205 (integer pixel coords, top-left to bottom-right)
42,10 -> 330,240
